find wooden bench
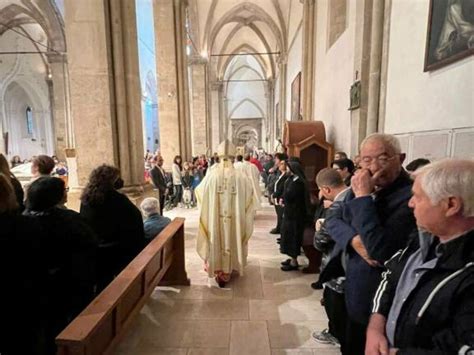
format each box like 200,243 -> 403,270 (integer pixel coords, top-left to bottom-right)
56,217 -> 190,355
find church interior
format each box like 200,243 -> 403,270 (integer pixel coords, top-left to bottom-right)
0,0 -> 473,354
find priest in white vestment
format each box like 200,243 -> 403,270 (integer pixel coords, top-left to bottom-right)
234,153 -> 262,209
195,140 -> 256,287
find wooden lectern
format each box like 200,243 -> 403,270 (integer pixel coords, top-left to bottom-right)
283,121 -> 334,197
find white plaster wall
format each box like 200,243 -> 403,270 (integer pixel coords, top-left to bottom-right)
384,0 -> 474,135
0,30 -> 53,159
286,24 -> 302,120
313,0 -> 356,154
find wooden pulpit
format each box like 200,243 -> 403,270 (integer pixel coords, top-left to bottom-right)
283,121 -> 334,197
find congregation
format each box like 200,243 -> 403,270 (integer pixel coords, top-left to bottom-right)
1,132 -> 473,355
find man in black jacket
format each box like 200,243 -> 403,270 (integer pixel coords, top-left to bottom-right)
150,155 -> 167,216
321,133 -> 417,354
366,159 -> 474,355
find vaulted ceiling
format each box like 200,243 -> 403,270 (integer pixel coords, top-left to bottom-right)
188,0 -> 303,80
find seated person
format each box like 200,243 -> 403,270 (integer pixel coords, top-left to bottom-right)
366,159 -> 474,355
140,197 -> 171,242
24,176 -> 98,354
0,173 -> 47,355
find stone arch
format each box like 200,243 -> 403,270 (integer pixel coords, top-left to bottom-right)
0,2 -> 66,52
217,22 -> 276,79
3,80 -> 54,157
226,64 -> 264,81
229,98 -> 265,119
206,2 -> 284,54
220,44 -> 269,80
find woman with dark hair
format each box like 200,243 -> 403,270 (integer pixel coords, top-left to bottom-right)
0,173 -> 47,355
24,177 -> 98,354
172,155 -> 183,207
280,158 -> 312,271
80,165 -> 145,291
0,153 -> 24,211
10,155 -> 22,168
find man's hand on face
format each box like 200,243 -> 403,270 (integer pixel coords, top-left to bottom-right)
351,168 -> 382,197
351,235 -> 380,267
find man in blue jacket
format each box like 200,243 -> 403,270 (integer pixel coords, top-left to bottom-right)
320,133 -> 417,355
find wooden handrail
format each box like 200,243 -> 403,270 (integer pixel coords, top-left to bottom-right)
56,217 -> 190,355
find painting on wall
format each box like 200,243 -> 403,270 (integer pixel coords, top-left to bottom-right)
424,0 -> 474,72
291,72 -> 302,121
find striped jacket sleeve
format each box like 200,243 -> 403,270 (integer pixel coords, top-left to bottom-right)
372,235 -> 418,316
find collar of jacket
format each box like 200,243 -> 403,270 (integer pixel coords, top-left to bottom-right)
420,229 -> 474,270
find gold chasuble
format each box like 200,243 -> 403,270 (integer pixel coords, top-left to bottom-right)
195,140 -> 256,287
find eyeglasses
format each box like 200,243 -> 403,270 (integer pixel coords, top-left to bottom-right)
360,154 -> 398,166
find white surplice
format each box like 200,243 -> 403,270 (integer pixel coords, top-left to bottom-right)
234,161 -> 262,209
195,159 -> 256,278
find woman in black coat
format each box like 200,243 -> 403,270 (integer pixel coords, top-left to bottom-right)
0,174 -> 48,355
80,165 -> 145,291
280,158 -> 311,271
24,176 -> 98,354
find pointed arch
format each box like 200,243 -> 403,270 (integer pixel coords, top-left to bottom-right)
229,98 -> 265,119
206,2 -> 284,54
225,64 -> 264,81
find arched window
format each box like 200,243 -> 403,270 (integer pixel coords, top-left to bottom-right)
26,107 -> 34,136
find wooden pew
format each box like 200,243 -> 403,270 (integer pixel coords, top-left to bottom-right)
56,217 -> 190,355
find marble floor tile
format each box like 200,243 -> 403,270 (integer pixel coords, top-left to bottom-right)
267,321 -> 335,349
145,297 -> 249,321
249,299 -> 327,321
271,349 -> 314,355
116,204 -> 327,355
229,321 -> 271,355
187,348 -> 230,355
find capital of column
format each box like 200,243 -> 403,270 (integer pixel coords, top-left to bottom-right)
188,55 -> 209,65
210,81 -> 224,91
277,53 -> 287,65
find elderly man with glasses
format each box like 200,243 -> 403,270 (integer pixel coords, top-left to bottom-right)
314,133 -> 417,354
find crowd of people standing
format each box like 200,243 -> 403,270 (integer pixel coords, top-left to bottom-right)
262,133 -> 474,355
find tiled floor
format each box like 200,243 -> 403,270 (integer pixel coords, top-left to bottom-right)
115,204 -> 340,355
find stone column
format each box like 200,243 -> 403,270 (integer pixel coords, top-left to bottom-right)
154,0 -> 192,168
189,58 -> 209,156
64,0 -> 116,186
301,0 -> 316,121
350,0 -> 373,155
209,82 -> 221,152
47,54 -> 71,161
366,0 -> 385,135
278,57 -> 288,135
64,0 -> 144,188
108,0 -> 145,188
377,0 -> 393,132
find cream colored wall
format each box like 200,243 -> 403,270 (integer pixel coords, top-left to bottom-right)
384,0 -> 474,135
286,25 -> 302,120
313,0 -> 357,156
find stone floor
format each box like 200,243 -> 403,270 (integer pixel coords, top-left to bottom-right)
115,203 -> 340,355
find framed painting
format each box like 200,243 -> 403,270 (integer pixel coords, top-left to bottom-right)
424,0 -> 474,72
291,72 -> 301,121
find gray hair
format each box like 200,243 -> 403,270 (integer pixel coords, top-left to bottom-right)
360,133 -> 402,155
414,159 -> 474,217
140,197 -> 160,217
